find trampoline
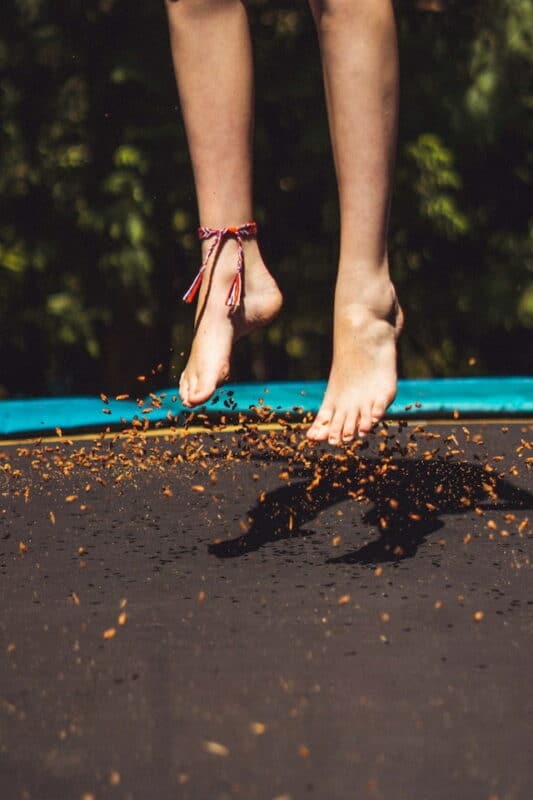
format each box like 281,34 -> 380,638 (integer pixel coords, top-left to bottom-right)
1,377 -> 532,799
0,376 -> 532,437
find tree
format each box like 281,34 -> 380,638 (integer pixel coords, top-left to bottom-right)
0,0 -> 531,397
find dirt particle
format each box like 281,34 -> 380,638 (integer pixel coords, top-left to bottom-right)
109,770 -> 120,786
250,721 -> 266,735
337,594 -> 351,606
203,740 -> 229,757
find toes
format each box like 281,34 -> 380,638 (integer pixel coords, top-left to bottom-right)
179,373 -> 191,407
328,409 -> 345,446
358,405 -> 374,436
341,411 -> 359,443
307,406 -> 333,441
308,391 -> 395,444
187,379 -> 210,407
371,400 -> 387,425
186,371 -> 210,407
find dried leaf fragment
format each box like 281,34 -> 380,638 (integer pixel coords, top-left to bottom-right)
518,518 -> 529,534
18,541 -> 28,554
250,721 -> 266,735
337,594 -> 351,605
102,628 -> 116,640
472,611 -> 484,622
109,770 -> 120,786
65,495 -> 78,503
203,740 -> 229,757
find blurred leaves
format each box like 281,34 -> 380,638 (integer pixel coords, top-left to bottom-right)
0,0 -> 531,396
404,134 -> 469,238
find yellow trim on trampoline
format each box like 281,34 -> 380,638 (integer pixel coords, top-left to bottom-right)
0,418 -> 531,448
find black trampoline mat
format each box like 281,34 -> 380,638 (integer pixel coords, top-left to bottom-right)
1,420 -> 532,800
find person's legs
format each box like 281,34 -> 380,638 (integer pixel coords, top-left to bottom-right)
165,0 -> 282,407
306,0 -> 403,443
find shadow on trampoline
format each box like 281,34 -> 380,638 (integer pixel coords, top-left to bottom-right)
208,457 -> 532,565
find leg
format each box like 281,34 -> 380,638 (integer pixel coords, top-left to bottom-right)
165,0 -> 282,407
306,0 -> 403,443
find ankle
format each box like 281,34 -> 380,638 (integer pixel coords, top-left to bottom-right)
337,253 -> 391,279
336,261 -> 393,296
335,278 -> 397,325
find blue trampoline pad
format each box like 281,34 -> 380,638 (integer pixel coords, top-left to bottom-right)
0,377 -> 531,437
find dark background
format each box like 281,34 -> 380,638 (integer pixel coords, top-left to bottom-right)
0,0 -> 531,398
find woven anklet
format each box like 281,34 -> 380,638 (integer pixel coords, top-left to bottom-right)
183,221 -> 258,308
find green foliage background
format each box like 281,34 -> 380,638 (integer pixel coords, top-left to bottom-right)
0,0 -> 532,397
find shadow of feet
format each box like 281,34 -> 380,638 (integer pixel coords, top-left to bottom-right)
208,456 -> 532,565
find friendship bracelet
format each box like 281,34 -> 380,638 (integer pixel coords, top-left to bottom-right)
183,221 -> 258,308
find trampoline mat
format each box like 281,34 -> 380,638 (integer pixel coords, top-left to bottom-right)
1,419 -> 532,800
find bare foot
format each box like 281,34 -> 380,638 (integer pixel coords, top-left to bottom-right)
179,238 -> 282,407
307,275 -> 403,444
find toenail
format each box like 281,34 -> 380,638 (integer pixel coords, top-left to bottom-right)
329,437 -> 339,445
